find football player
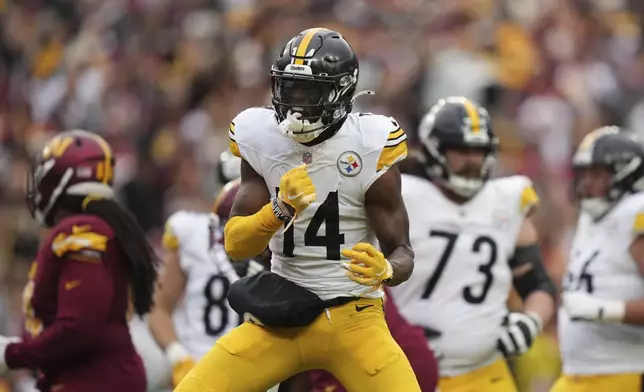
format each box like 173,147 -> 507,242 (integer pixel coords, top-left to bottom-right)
389,97 -> 556,392
552,127 -> 644,392
148,178 -> 262,388
175,28 -> 420,392
0,130 -> 158,392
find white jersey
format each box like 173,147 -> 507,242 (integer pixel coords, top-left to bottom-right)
390,174 -> 536,376
229,107 -> 407,300
162,211 -> 241,360
559,192 -> 644,375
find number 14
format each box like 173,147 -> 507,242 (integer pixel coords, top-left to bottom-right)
277,189 -> 346,260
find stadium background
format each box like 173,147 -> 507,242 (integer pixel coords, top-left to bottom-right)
0,0 -> 642,390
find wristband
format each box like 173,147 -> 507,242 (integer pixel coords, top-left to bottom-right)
165,341 -> 190,366
271,197 -> 293,221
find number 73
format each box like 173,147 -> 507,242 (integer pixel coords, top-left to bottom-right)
422,230 -> 498,304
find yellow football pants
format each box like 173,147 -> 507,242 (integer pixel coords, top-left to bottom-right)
550,373 -> 643,392
174,297 -> 420,392
438,359 -> 518,392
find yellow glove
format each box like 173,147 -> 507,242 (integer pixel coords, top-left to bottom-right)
172,358 -> 196,387
278,164 -> 316,214
165,342 -> 195,387
341,243 -> 393,287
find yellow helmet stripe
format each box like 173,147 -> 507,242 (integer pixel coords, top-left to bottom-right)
86,133 -> 113,184
294,28 -> 323,65
462,99 -> 480,133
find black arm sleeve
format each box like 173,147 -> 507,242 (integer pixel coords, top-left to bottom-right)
510,244 -> 556,300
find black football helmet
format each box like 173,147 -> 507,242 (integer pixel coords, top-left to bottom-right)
271,28 -> 360,143
572,126 -> 644,219
418,97 -> 498,198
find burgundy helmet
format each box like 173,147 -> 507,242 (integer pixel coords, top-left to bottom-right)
27,130 -> 116,227
212,178 -> 240,222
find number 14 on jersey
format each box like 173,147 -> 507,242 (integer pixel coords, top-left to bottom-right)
277,189 -> 346,260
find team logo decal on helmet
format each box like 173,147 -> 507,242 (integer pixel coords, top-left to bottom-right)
337,151 -> 362,177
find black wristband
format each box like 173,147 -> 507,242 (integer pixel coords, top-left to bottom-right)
271,198 -> 291,222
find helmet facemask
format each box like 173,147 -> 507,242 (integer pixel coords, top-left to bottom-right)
271,66 -> 357,143
573,155 -> 643,220
27,159 -> 75,226
422,135 -> 497,199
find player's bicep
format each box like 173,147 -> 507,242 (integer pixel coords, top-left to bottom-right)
365,166 -> 411,254
511,217 -> 540,277
229,159 -> 271,218
154,249 -> 186,313
629,236 -> 644,276
515,216 -> 538,248
630,212 -> 644,275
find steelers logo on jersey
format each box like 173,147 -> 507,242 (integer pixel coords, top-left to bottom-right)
337,151 -> 363,177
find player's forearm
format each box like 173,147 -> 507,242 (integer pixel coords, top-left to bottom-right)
5,319 -> 104,369
5,261 -> 112,369
384,244 -> 414,286
224,202 -> 283,260
621,299 -> 644,325
523,291 -> 555,326
148,308 -> 180,349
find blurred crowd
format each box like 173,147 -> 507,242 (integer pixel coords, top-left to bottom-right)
0,0 -> 642,390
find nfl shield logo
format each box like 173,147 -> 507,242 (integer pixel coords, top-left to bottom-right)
303,152 -> 313,164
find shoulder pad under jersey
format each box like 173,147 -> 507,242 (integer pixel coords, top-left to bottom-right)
357,113 -> 408,172
488,175 -> 540,216
163,211 -> 218,251
50,214 -> 114,259
228,107 -> 275,159
616,192 -> 644,237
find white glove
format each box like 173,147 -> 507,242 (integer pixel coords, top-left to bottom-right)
246,259 -> 265,277
562,292 -> 625,322
497,312 -> 542,357
0,335 -> 22,374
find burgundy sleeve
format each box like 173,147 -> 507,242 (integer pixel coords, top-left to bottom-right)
5,258 -> 113,369
384,288 -> 439,392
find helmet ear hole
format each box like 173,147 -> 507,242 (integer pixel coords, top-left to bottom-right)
75,138 -> 83,147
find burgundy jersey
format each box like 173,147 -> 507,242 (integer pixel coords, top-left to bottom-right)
309,288 -> 438,392
5,214 -> 146,392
